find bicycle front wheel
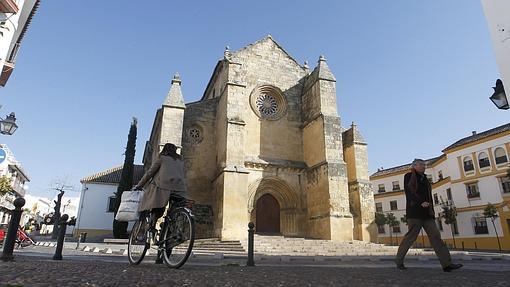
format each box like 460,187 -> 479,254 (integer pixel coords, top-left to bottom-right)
162,209 -> 195,269
128,218 -> 149,265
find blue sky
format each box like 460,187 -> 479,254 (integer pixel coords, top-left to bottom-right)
1,1 -> 507,198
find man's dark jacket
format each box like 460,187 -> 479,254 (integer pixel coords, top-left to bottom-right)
404,172 -> 435,219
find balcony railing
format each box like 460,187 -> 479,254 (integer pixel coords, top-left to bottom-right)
495,156 -> 508,165
7,43 -> 21,64
467,191 -> 480,199
464,164 -> 474,172
474,226 -> 488,235
0,61 -> 14,87
502,182 -> 510,193
0,193 -> 15,210
0,0 -> 19,13
12,182 -> 25,197
0,43 -> 19,87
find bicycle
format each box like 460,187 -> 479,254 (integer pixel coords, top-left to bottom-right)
16,227 -> 36,248
128,194 -> 195,269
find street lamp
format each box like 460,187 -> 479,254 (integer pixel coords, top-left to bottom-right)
0,112 -> 18,135
489,79 -> 508,110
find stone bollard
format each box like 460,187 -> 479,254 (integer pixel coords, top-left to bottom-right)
53,214 -> 69,260
76,233 -> 82,250
1,198 -> 26,262
75,231 -> 86,250
247,222 -> 255,267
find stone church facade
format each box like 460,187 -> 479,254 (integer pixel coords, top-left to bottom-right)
142,36 -> 376,242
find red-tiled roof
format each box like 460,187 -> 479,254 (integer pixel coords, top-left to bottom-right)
81,165 -> 144,184
371,122 -> 510,178
370,156 -> 444,178
442,122 -> 510,152
16,0 -> 40,44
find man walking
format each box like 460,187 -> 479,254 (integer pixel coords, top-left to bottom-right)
395,159 -> 463,272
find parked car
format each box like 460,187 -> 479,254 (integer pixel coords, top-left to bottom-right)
0,223 -> 8,244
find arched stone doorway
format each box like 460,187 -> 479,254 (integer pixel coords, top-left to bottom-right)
255,193 -> 280,234
248,176 -> 303,237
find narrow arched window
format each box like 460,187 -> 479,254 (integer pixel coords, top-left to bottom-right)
463,156 -> 474,172
478,152 -> 490,169
494,147 -> 508,164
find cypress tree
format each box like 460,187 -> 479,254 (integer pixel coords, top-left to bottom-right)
113,117 -> 137,239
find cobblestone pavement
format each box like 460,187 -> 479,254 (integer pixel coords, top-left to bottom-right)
1,255 -> 510,287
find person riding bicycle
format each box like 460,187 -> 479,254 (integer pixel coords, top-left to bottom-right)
134,143 -> 187,233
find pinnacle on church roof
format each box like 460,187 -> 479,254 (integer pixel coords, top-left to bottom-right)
171,73 -> 181,84
316,54 -> 336,81
343,121 -> 365,145
163,72 -> 185,108
224,45 -> 232,60
351,121 -> 365,142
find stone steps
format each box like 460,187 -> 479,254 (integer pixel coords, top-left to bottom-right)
192,240 -> 245,252
241,235 -> 417,256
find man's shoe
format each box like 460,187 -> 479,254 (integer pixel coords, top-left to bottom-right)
396,264 -> 407,271
443,263 -> 463,272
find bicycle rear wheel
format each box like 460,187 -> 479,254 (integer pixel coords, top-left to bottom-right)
162,209 -> 195,269
128,217 -> 149,265
20,238 -> 33,247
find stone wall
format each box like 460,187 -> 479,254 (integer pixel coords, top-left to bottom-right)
302,60 -> 353,241
144,36 -> 371,242
181,98 -> 219,238
343,125 -> 376,242
230,37 -> 307,163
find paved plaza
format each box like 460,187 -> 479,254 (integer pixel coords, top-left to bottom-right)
1,246 -> 509,286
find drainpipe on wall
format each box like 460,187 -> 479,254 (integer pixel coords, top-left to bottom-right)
74,184 -> 87,235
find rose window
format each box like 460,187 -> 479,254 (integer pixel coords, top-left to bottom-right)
249,85 -> 287,120
187,127 -> 202,144
256,94 -> 279,117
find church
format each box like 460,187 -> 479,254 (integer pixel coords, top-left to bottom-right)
142,36 -> 376,242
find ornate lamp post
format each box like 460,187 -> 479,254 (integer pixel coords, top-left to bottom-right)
0,113 -> 18,135
489,79 -> 508,110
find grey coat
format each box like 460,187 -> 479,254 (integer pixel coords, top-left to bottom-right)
136,155 -> 187,211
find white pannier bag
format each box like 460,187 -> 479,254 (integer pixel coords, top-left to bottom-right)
115,190 -> 144,222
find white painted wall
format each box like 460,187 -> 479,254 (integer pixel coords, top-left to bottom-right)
0,0 -> 36,74
482,0 -> 510,92
76,182 -> 116,231
373,133 -> 510,241
75,182 -> 133,232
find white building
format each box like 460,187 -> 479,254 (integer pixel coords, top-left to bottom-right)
23,194 -> 51,216
75,165 -> 144,238
481,0 -> 510,93
22,193 -> 79,235
21,194 -> 50,228
0,0 -> 39,87
0,144 -> 29,224
371,123 -> 510,251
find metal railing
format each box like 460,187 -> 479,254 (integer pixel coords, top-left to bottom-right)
6,42 -> 20,63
